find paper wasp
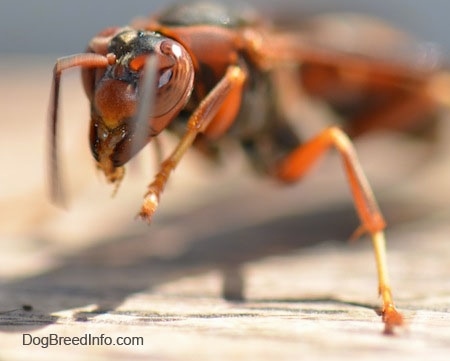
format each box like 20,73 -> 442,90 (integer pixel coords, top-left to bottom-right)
48,1 -> 450,333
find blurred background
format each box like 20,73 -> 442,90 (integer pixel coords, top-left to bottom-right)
1,0 -> 450,55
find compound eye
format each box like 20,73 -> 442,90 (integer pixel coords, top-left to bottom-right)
129,53 -> 173,88
125,38 -> 194,135
158,68 -> 173,88
150,40 -> 194,122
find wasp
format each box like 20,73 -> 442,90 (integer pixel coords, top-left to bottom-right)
48,1 -> 450,333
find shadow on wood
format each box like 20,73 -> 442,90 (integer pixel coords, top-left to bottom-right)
0,195 -> 438,333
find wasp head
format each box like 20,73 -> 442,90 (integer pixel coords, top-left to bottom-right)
84,29 -> 194,184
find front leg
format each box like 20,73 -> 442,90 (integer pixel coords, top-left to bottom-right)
138,65 -> 247,221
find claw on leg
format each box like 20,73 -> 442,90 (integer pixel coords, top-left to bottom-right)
137,160 -> 172,222
381,302 -> 404,335
138,189 -> 160,223
371,231 -> 403,333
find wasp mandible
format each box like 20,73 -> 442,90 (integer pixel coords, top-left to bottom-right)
49,1 -> 450,334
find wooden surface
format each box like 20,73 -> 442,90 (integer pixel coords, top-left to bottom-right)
1,57 -> 450,360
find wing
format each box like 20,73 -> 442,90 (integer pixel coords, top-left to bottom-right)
266,13 -> 445,137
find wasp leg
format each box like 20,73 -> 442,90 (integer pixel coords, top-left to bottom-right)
276,126 -> 403,333
138,65 -> 247,221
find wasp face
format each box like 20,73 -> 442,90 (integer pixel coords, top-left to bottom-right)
86,29 -> 194,183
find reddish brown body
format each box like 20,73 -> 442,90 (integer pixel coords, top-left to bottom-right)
49,1 -> 450,334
